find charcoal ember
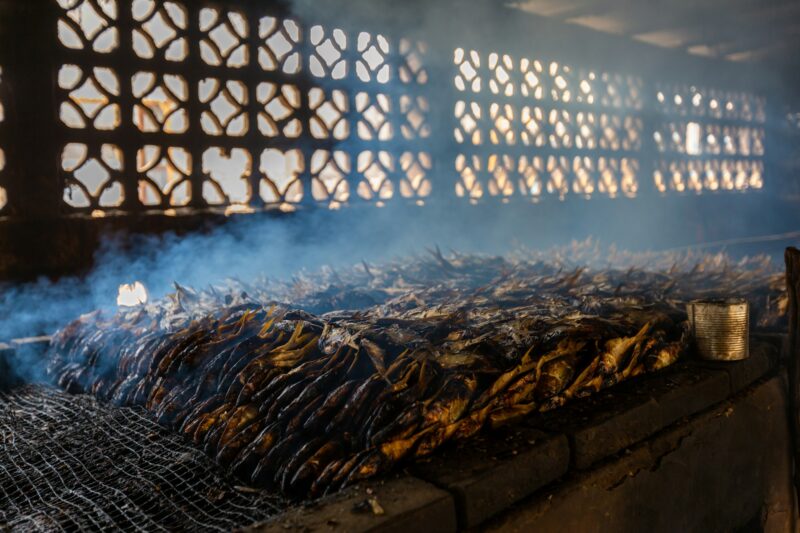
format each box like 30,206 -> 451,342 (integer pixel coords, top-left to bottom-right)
45,246 -> 785,498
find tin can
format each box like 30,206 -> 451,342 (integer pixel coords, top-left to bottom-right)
686,298 -> 749,361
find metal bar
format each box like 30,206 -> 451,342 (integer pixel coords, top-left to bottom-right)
784,246 -> 800,514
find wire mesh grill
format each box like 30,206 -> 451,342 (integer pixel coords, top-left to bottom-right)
0,385 -> 286,532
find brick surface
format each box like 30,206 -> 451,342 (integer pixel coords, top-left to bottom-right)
240,476 -> 456,533
411,427 -> 568,528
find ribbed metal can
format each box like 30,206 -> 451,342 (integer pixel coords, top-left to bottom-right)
686,298 -> 749,361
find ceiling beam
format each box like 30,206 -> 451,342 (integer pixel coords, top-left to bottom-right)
555,0 -> 761,37
626,0 -> 799,41
506,0 -> 598,19
508,0 -> 800,69
553,0 -> 636,22
510,0 -> 800,51
706,23 -> 800,58
728,39 -> 798,63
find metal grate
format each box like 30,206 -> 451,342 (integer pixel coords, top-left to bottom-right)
0,385 -> 286,531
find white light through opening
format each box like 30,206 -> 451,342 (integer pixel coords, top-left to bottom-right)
117,281 -> 148,306
685,122 -> 702,155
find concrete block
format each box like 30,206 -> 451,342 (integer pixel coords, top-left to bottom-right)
692,340 -> 776,395
483,377 -> 795,533
528,362 -> 730,469
241,476 -> 456,533
412,427 -> 568,528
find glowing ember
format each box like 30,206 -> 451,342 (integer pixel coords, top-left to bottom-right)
117,282 -> 148,307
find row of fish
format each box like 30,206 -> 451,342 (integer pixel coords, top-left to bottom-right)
46,248 -> 782,497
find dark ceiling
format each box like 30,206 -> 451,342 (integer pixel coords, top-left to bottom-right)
509,0 -> 800,70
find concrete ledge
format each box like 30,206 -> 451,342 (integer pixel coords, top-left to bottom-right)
752,332 -> 788,359
411,427 -> 568,529
527,362 -> 731,470
693,341 -> 777,395
726,342 -> 777,393
482,377 -> 796,533
240,476 -> 456,533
